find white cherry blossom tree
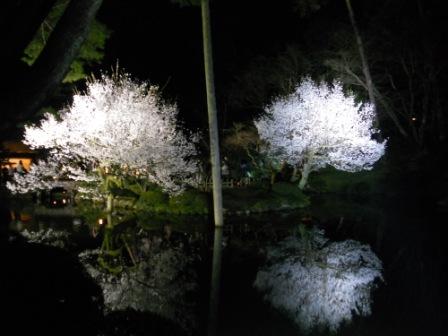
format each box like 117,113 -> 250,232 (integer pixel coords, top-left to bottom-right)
6,155 -> 98,195
255,78 -> 386,189
8,73 -> 199,196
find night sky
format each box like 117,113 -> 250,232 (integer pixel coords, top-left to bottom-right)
93,0 -> 347,126
95,0 -> 304,128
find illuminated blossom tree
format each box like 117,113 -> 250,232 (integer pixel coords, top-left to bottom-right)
7,155 -> 99,195
255,78 -> 386,189
8,73 -> 199,196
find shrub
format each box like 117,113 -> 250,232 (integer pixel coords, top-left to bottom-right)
272,182 -> 310,208
168,190 -> 209,215
135,189 -> 169,213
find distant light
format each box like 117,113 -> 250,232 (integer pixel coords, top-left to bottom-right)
411,117 -> 417,121
62,199 -> 67,204
53,200 -> 57,205
98,218 -> 105,225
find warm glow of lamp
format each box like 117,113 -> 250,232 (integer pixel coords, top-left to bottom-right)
2,158 -> 32,171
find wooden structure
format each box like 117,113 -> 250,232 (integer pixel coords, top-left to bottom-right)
0,140 -> 35,171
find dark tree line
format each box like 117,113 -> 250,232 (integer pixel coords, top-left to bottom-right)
323,0 -> 447,149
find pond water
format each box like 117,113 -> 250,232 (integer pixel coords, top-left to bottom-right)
2,190 -> 447,336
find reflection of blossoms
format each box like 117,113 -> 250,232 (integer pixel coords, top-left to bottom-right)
20,228 -> 73,250
80,231 -> 200,334
254,228 -> 383,332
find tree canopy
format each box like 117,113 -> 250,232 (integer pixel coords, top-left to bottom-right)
255,78 -> 385,189
8,73 -> 199,195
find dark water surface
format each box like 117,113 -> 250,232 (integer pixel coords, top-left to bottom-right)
2,191 -> 447,336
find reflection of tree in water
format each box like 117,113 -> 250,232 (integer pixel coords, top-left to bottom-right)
20,228 -> 72,249
11,221 -> 203,334
79,225 -> 202,334
254,225 -> 383,333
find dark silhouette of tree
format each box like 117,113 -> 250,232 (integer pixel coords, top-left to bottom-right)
1,0 -> 57,69
1,0 -> 104,137
344,0 -> 377,126
323,0 -> 446,148
23,0 -> 110,83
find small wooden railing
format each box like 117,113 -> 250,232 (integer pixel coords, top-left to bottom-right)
197,177 -> 255,191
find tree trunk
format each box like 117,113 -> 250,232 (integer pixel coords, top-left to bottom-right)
290,166 -> 299,182
1,0 -> 57,69
106,193 -> 113,213
105,193 -> 113,229
106,212 -> 113,229
201,0 -> 224,228
345,0 -> 378,128
298,163 -> 311,190
3,0 -> 103,127
270,170 -> 276,187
